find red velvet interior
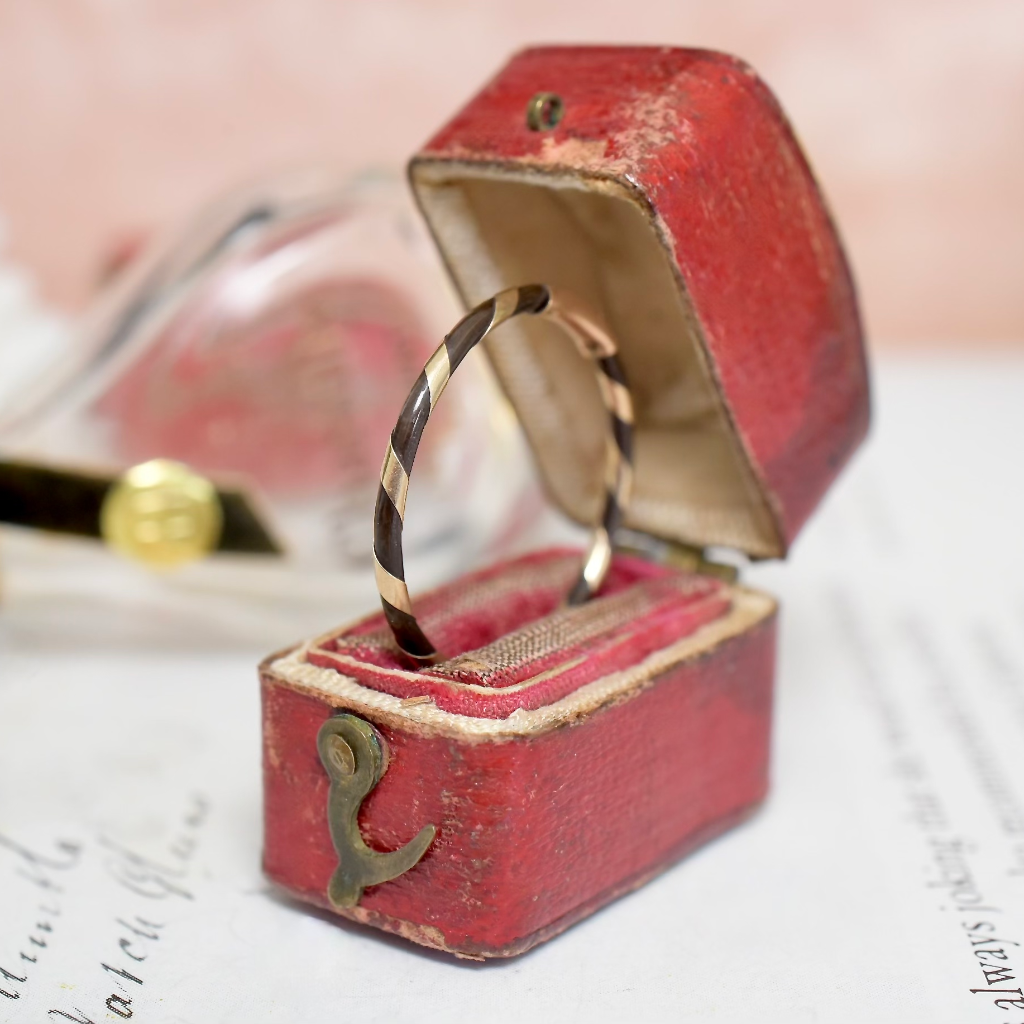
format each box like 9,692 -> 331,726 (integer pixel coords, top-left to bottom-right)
344,549 -> 673,659
305,549 -> 732,719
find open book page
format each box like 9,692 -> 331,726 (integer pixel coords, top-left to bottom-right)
1,354 -> 1023,1023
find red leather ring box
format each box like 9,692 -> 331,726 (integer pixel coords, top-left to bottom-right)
260,45 -> 870,959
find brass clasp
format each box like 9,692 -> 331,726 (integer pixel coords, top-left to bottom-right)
317,714 -> 436,908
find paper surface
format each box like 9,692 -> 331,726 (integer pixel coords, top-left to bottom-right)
2,354 -> 1024,1024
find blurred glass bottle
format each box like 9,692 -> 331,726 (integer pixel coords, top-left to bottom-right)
0,171 -> 543,640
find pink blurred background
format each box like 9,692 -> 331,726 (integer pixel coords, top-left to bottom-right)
0,0 -> 1020,347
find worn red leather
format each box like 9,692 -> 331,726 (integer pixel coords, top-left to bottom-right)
413,45 -> 869,556
262,550 -> 776,958
260,45 -> 869,958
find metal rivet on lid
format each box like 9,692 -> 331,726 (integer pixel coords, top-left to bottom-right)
526,92 -> 564,131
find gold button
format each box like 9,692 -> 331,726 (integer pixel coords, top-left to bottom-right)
100,460 -> 222,569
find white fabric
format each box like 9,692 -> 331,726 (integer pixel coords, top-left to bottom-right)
1,355 -> 1023,1023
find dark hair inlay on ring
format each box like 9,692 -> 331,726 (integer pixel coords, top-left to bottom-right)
373,284 -> 635,663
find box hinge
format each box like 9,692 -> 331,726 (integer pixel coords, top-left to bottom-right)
616,528 -> 740,583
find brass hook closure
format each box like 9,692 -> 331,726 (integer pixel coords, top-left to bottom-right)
317,714 -> 436,908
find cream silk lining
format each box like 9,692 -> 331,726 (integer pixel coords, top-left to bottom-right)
410,162 -> 782,558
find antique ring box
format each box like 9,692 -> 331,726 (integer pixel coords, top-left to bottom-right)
260,45 -> 870,959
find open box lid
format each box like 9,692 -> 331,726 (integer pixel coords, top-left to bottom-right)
410,46 -> 870,560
